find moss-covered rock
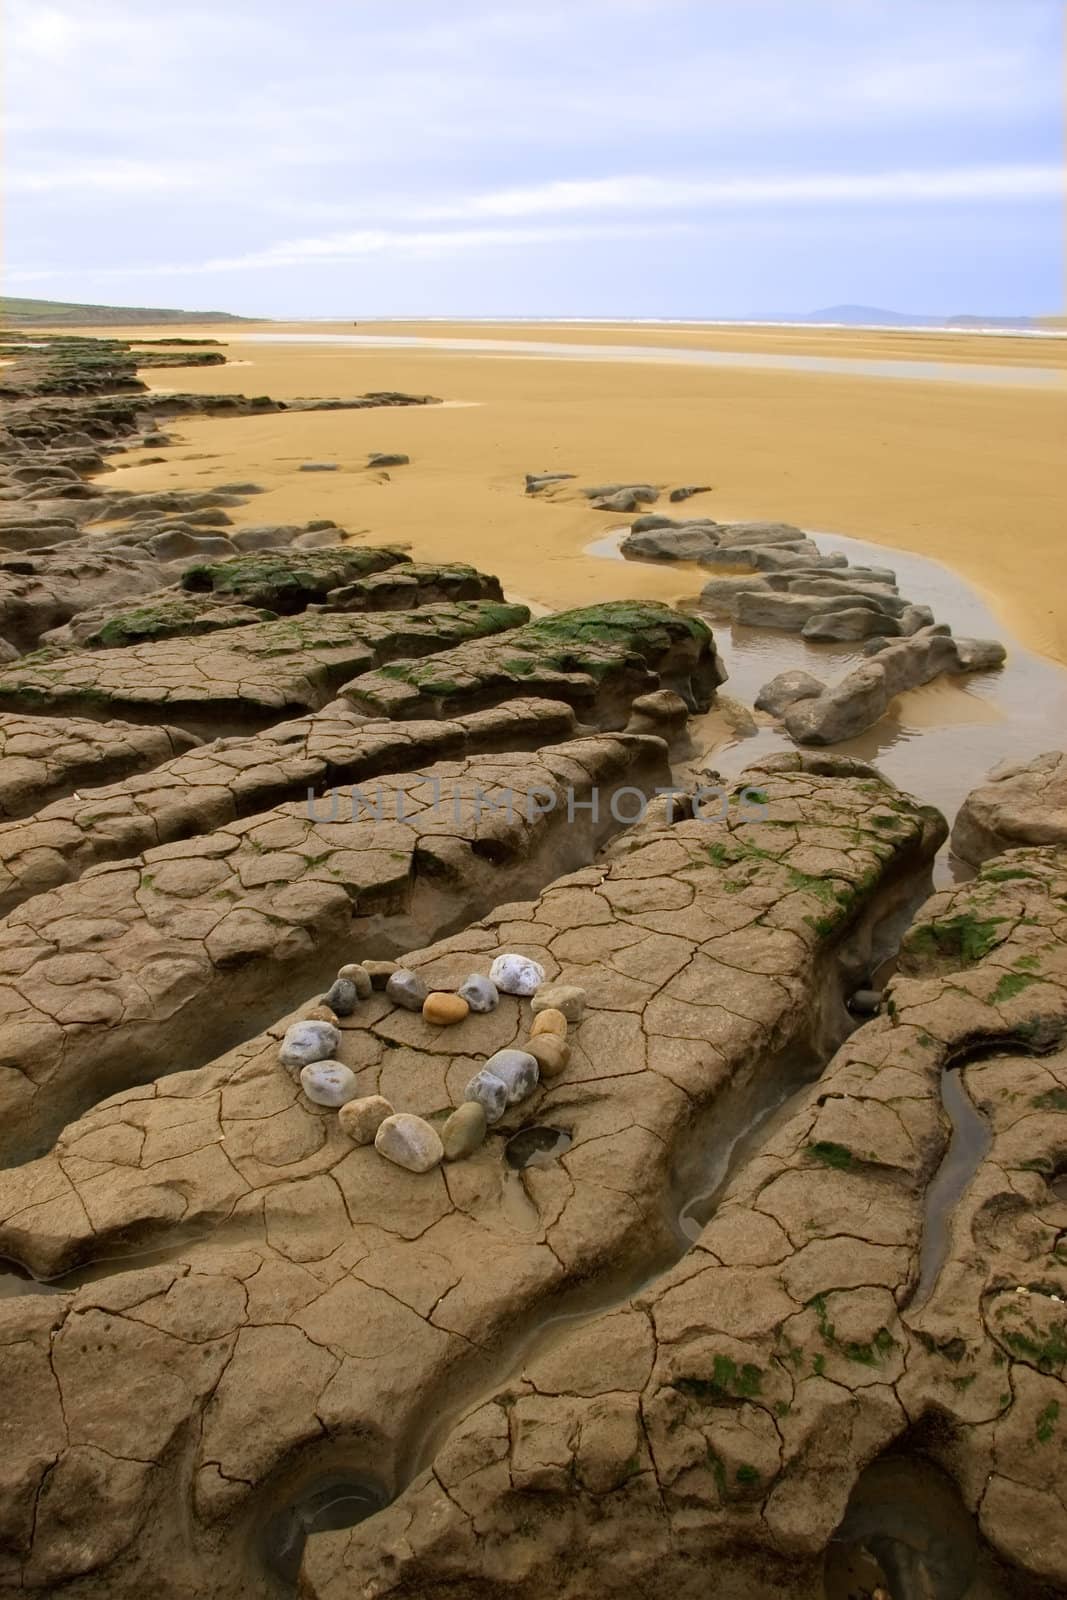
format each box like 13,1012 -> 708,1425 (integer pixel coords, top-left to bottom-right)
179,545 -> 410,611
341,599 -> 725,727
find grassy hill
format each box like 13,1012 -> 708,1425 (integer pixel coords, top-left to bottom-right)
0,296 -> 251,328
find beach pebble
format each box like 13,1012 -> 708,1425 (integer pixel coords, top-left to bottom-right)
463,1068 -> 510,1125
361,959 -> 398,989
457,973 -> 499,1013
302,1004 -> 338,1025
337,963 -> 374,1000
484,1048 -> 540,1105
530,1007 -> 567,1039
489,953 -> 545,996
323,977 -> 361,1017
338,1095 -> 394,1144
525,1035 -> 571,1078
279,1020 -> 341,1070
386,968 -> 429,1010
423,992 -> 470,1026
532,984 -> 586,1022
442,1101 -> 488,1161
375,1113 -> 444,1173
848,988 -> 883,1017
300,1060 -> 359,1107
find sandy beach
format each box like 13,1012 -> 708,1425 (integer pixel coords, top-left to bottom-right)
60,318 -> 1067,664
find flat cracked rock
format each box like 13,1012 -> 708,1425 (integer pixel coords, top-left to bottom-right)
303,844 -> 1067,1600
0,712 -> 196,821
0,698 -> 579,916
0,733 -> 670,1163
0,762 -> 947,1596
0,602 -> 529,735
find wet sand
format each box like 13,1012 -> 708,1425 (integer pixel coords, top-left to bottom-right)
58,317 -> 1067,668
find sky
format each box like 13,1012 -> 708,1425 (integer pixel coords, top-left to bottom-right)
3,0 -> 1063,319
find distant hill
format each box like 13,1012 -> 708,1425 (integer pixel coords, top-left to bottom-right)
0,296 -> 251,328
764,304 -> 1042,330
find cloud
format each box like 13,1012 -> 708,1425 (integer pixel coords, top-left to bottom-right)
7,159 -> 210,195
426,165 -> 1062,220
4,221 -> 698,283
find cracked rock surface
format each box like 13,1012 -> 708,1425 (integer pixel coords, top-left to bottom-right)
0,731 -> 668,1165
0,603 -> 527,736
303,845 -> 1067,1600
0,755 -> 945,1596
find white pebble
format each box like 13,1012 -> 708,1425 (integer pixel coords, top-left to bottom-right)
457,973 -> 500,1013
464,1068 -> 509,1124
484,1048 -> 539,1105
280,1020 -> 341,1070
300,1060 -> 359,1107
489,953 -> 545,996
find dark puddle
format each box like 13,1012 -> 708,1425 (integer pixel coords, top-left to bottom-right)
0,1224 -> 217,1300
908,1065 -> 992,1311
505,1125 -> 572,1170
678,1061 -> 819,1242
261,1473 -> 386,1587
825,1452 -> 1012,1599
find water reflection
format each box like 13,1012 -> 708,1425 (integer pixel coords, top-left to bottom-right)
590,526 -> 1067,883
234,333 -> 1065,391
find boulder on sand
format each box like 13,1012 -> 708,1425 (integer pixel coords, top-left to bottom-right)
800,607 -> 901,642
951,750 -> 1067,865
621,524 -> 720,561
754,669 -> 825,717
784,626 -> 1007,745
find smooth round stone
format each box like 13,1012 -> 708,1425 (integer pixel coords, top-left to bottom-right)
300,1060 -> 359,1107
530,1008 -> 567,1039
323,977 -> 361,1017
442,1101 -> 487,1161
423,992 -> 470,1026
361,959 -> 398,989
531,984 -> 586,1022
338,1095 -> 394,1145
375,1113 -> 444,1173
489,953 -> 545,997
280,1020 -> 341,1070
484,1048 -> 540,1105
463,1068 -> 509,1125
848,988 -> 883,1017
525,1035 -> 570,1078
302,1004 -> 338,1025
386,968 -> 429,1011
457,973 -> 499,1013
337,963 -> 374,1000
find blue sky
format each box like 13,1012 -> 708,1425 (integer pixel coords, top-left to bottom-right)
4,0 -> 1062,318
